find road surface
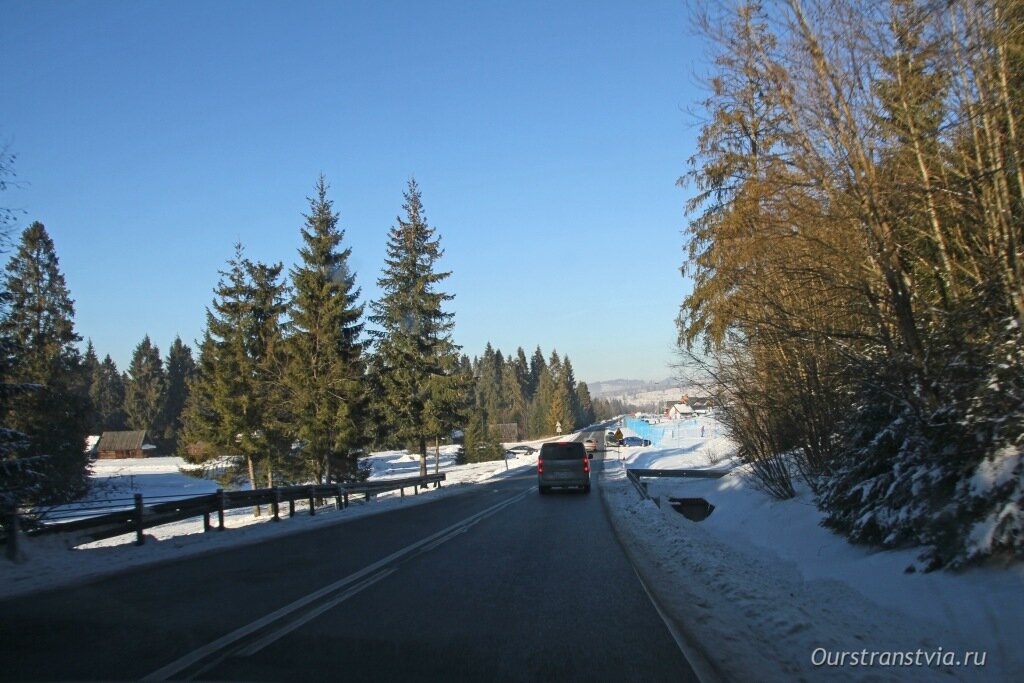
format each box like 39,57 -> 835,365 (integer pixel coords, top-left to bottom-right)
0,433 -> 699,682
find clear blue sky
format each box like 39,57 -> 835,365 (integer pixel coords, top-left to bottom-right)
1,0 -> 701,383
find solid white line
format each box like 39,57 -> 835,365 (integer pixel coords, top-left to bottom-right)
141,487 -> 531,681
234,568 -> 397,657
632,566 -> 723,683
418,525 -> 469,553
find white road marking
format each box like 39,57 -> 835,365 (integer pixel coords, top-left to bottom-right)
142,487 -> 531,681
234,568 -> 397,657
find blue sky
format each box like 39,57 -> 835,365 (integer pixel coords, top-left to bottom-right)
1,0 -> 701,383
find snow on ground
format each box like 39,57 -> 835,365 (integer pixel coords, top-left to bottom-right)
0,441 -> 545,600
2,420 -> 1021,680
604,418 -> 1023,681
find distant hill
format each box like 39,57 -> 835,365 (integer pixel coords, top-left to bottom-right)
587,378 -> 698,410
588,378 -> 676,398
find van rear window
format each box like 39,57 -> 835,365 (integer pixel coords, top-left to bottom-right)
540,442 -> 586,460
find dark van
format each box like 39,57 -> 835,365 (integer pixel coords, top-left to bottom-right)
537,441 -> 591,494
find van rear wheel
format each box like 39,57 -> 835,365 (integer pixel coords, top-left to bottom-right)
583,485 -> 591,494
539,485 -> 550,495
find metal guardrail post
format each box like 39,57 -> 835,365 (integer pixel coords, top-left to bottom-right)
272,488 -> 281,521
289,496 -> 295,517
5,502 -> 21,562
217,489 -> 226,530
335,485 -> 343,510
134,494 -> 145,546
343,491 -> 349,508
308,486 -> 316,516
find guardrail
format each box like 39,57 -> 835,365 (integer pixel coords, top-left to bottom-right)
625,467 -> 730,501
4,473 -> 446,552
626,468 -> 729,480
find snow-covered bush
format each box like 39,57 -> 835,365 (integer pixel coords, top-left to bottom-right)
819,323 -> 1024,569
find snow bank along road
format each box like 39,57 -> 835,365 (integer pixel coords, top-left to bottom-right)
0,443 -> 699,681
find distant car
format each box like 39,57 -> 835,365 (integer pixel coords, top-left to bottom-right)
537,441 -> 591,494
583,438 -> 597,456
620,436 -> 651,447
506,445 -> 537,457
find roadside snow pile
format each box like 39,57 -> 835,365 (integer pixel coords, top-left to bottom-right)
602,426 -> 1023,682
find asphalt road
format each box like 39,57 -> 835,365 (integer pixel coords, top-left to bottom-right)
1,432 -> 699,682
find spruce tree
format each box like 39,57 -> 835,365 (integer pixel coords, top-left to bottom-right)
561,356 -> 581,422
161,337 -> 195,455
474,343 -> 503,419
244,259 -> 293,487
424,347 -> 471,470
528,365 -> 554,438
527,346 -> 545,401
575,382 -> 596,427
547,350 -> 574,434
0,154 -> 38,513
180,248 -> 251,468
499,362 -> 526,437
286,176 -> 368,483
179,245 -> 290,493
83,341 -> 101,434
369,179 -> 462,477
91,355 -> 126,431
124,335 -> 166,442
513,347 -> 530,399
548,383 -> 575,435
463,407 -> 503,463
0,222 -> 89,502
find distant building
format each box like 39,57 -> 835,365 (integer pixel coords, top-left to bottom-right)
668,403 -> 695,419
689,397 -> 715,414
96,431 -> 148,459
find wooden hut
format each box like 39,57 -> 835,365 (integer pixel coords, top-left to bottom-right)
96,431 -> 147,459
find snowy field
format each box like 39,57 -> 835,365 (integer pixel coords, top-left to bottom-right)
3,420 -> 1022,680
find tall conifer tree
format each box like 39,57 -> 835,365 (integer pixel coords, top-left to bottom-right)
161,337 -> 195,454
528,364 -> 554,438
499,362 -> 526,435
369,179 -> 462,477
83,341 -> 101,433
286,176 -> 368,483
179,245 -> 289,494
0,222 -> 89,501
91,355 -> 126,431
546,350 -> 574,434
527,346 -> 545,400
575,382 -> 596,427
124,335 -> 166,440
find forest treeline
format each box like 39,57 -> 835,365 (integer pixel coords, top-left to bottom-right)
680,0 -> 1023,568
0,173 -> 621,510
